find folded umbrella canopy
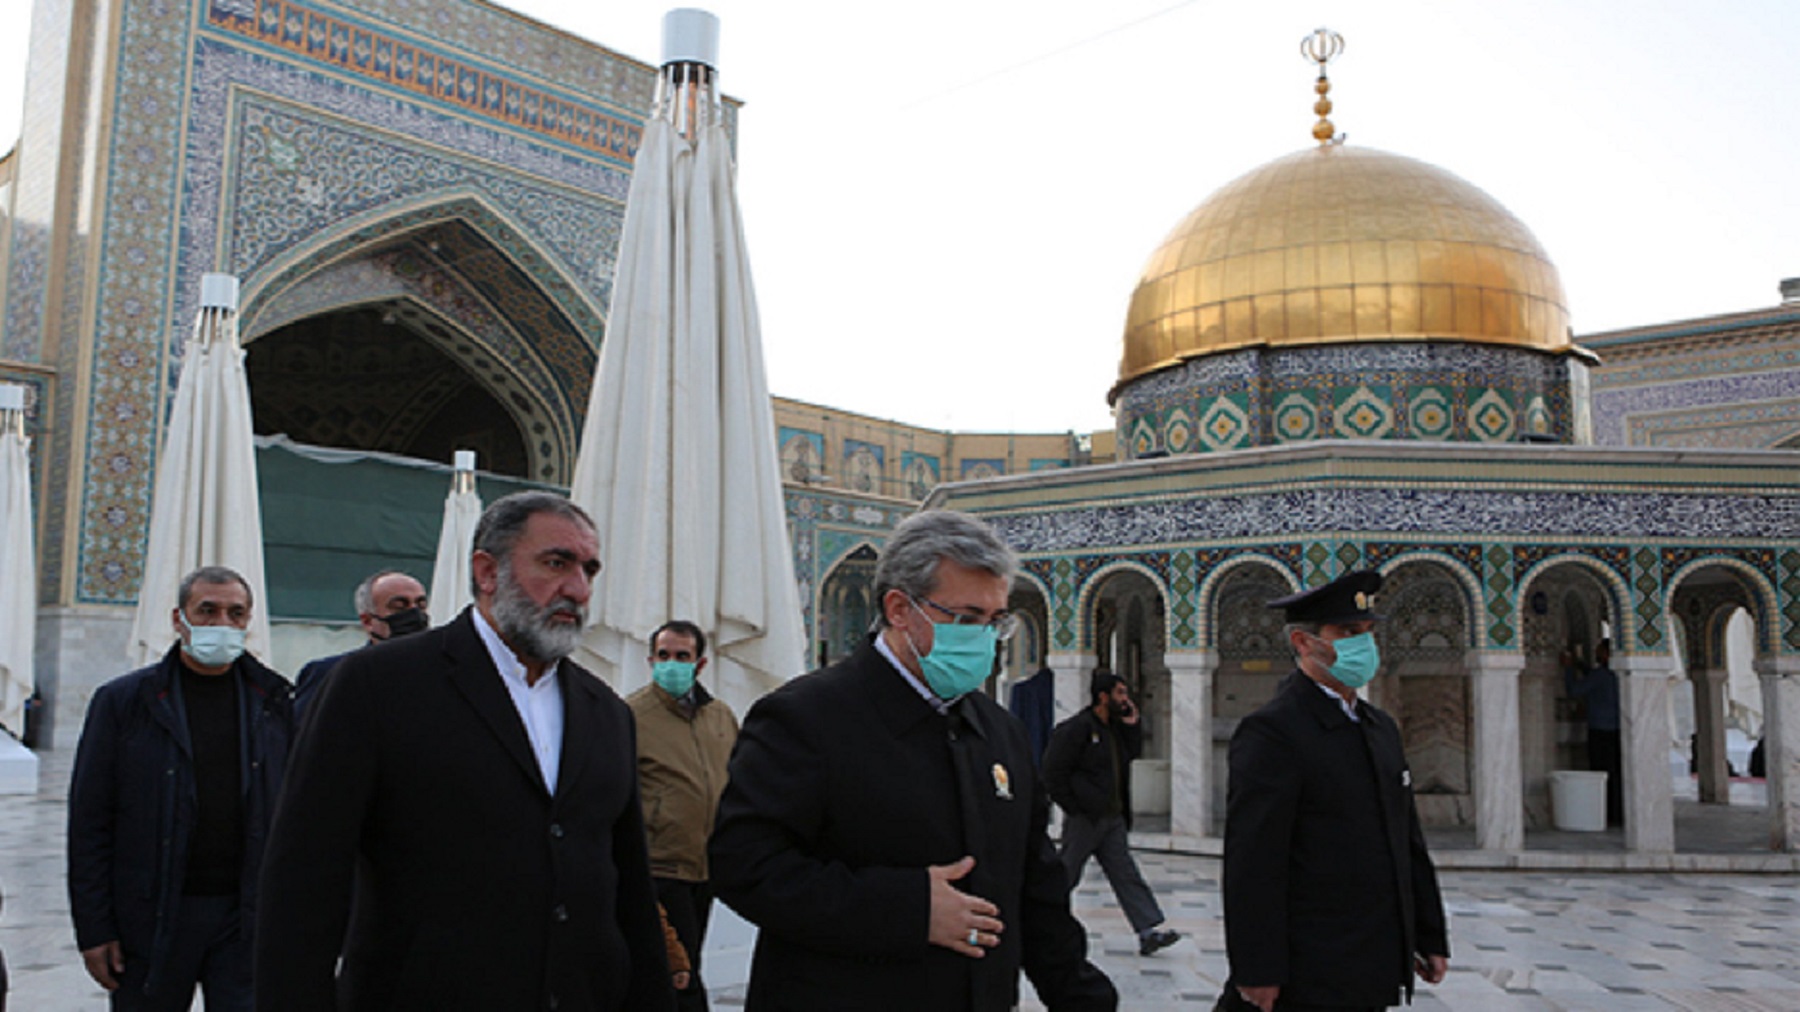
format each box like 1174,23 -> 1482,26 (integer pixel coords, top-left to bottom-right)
127,274 -> 271,666
0,385 -> 34,736
428,450 -> 482,627
570,10 -> 804,714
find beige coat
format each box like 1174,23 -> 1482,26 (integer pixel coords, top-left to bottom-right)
627,682 -> 738,882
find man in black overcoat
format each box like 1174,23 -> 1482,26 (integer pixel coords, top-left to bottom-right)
709,510 -> 1115,1011
255,492 -> 671,1012
1223,569 -> 1450,1011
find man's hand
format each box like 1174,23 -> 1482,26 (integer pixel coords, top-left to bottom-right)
1120,697 -> 1140,725
672,970 -> 691,991
927,856 -> 1004,958
82,940 -> 124,990
1416,953 -> 1448,984
1237,984 -> 1278,1011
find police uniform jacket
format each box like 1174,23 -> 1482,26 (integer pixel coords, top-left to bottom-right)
709,639 -> 1115,1012
1224,670 -> 1449,1008
254,608 -> 671,1012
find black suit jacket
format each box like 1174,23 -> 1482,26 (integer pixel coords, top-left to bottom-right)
255,609 -> 672,1012
1224,671 -> 1449,1007
1041,708 -> 1142,828
709,640 -> 1115,1012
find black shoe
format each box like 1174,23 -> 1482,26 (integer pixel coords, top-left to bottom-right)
1138,928 -> 1181,956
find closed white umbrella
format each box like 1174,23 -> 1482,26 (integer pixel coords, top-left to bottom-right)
428,450 -> 482,627
570,10 -> 804,715
127,274 -> 271,666
0,384 -> 35,736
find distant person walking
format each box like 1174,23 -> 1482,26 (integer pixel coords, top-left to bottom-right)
1042,670 -> 1180,956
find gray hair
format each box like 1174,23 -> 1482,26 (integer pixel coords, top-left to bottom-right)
469,491 -> 597,597
872,510 -> 1017,627
353,569 -> 411,615
178,566 -> 252,610
1284,621 -> 1321,658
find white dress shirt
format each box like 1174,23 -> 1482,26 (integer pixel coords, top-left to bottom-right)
472,606 -> 565,794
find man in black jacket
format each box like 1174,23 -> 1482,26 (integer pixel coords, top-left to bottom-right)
68,566 -> 293,1011
1042,670 -> 1180,956
710,509 -> 1115,1011
256,492 -> 671,1012
292,569 -> 428,714
1223,569 -> 1450,1011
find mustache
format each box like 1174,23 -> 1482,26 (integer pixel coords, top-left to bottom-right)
544,599 -> 585,620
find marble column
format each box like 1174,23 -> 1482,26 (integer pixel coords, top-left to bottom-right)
1468,651 -> 1524,852
1045,651 -> 1092,725
1756,655 -> 1800,852
1693,668 -> 1731,803
1166,651 -> 1213,842
1618,654 -> 1678,853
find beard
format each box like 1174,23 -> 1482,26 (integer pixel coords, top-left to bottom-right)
490,559 -> 586,663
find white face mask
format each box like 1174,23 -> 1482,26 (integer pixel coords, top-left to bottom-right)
180,611 -> 247,668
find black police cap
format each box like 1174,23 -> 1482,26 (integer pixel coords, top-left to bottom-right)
1266,569 -> 1383,625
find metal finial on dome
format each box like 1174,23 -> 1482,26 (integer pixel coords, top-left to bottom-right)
1301,28 -> 1344,145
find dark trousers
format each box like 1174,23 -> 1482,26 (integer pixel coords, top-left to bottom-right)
113,895 -> 252,1012
1589,728 -> 1623,825
1058,811 -> 1164,935
656,877 -> 713,1012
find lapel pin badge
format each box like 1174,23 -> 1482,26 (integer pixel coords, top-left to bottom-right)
1402,769 -> 1411,788
992,762 -> 1013,800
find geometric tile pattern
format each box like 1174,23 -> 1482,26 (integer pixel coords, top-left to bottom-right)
1334,384 -> 1396,439
1052,557 -> 1078,650
1786,550 -> 1800,650
1409,386 -> 1455,439
1468,388 -> 1518,442
1273,391 -> 1320,443
1486,545 -> 1516,647
784,486 -> 909,647
1197,396 -> 1249,451
1168,549 -> 1198,647
35,0 -> 664,605
1631,547 -> 1666,649
1113,343 -> 1579,459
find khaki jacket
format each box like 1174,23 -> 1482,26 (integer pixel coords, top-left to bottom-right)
627,682 -> 738,882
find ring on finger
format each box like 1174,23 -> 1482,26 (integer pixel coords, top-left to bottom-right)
967,928 -> 980,947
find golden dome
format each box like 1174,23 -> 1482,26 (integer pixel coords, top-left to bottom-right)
1118,145 -> 1573,393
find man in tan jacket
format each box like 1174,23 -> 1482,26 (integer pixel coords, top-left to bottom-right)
628,621 -> 738,1012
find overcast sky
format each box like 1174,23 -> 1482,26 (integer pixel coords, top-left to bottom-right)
2,0 -> 1795,432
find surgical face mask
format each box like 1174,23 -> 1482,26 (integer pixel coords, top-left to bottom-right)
180,612 -> 247,668
1322,631 -> 1381,689
379,607 -> 428,639
652,660 -> 697,697
906,601 -> 998,701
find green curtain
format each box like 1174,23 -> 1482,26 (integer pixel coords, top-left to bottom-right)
257,440 -> 559,621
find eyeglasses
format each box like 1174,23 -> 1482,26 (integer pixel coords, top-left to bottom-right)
915,596 -> 1019,641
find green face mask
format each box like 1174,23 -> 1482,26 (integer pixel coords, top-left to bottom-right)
907,600 -> 998,701
652,660 -> 697,697
1324,631 -> 1381,689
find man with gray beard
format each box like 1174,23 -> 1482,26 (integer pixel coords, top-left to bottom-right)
255,492 -> 672,1012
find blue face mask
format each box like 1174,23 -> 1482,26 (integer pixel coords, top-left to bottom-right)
652,660 -> 698,697
907,601 -> 998,701
1323,631 -> 1381,689
179,612 -> 247,668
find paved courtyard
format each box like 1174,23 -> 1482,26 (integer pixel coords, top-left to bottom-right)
5,750 -> 1796,1010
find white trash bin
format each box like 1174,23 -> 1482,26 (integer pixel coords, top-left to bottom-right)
1548,770 -> 1607,831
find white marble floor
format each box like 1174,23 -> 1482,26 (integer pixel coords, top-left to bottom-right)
6,750 -> 1797,1010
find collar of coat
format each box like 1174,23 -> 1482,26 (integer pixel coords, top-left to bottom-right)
855,640 -> 990,742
